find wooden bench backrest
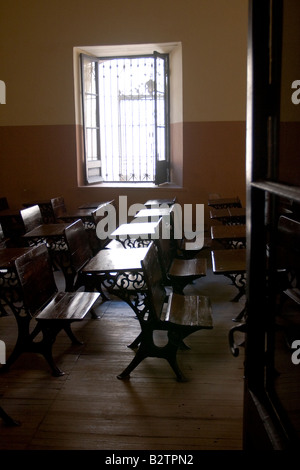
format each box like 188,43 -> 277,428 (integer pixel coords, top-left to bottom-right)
64,219 -> 93,272
155,235 -> 175,282
15,244 -> 58,316
153,214 -> 177,281
50,196 -> 67,221
20,205 -> 43,233
142,242 -> 166,321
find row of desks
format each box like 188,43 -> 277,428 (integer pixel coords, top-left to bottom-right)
209,197 -> 247,326
0,198 -> 179,377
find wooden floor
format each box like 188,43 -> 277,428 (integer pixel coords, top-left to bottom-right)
0,248 -> 245,451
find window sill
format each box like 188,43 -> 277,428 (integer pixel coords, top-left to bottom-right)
79,182 -> 183,190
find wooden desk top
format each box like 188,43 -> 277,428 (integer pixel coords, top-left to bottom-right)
0,247 -> 33,269
169,257 -> 207,277
134,207 -> 173,218
82,247 -> 149,273
211,249 -> 246,274
110,221 -> 160,238
23,223 -> 70,238
211,224 -> 246,240
209,207 -> 246,223
57,208 -> 94,219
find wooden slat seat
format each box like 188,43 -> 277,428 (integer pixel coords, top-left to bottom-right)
117,242 -> 213,382
2,244 -> 99,376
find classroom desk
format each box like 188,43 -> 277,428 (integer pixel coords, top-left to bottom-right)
57,203 -> 112,254
57,208 -> 97,228
109,220 -> 161,248
133,207 -> 174,235
82,246 -> 149,348
0,245 -> 98,377
210,224 -> 246,249
82,247 -> 148,296
134,207 -> 173,220
211,248 -> 247,321
22,223 -> 74,290
209,207 -> 246,225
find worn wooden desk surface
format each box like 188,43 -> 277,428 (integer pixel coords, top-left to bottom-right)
110,220 -> 161,247
82,247 -> 149,323
57,208 -> 96,223
0,247 -> 33,269
111,220 -> 160,236
134,207 -> 173,220
23,223 -> 70,239
83,247 -> 149,273
211,248 -> 246,274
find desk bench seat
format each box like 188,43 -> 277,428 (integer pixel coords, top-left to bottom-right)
1,244 -> 99,377
117,242 -> 213,382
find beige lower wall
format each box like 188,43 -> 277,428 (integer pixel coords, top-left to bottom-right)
0,121 -> 246,226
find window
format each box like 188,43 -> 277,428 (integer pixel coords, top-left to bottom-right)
80,52 -> 170,185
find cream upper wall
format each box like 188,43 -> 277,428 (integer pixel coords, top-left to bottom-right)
0,0 -> 248,126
